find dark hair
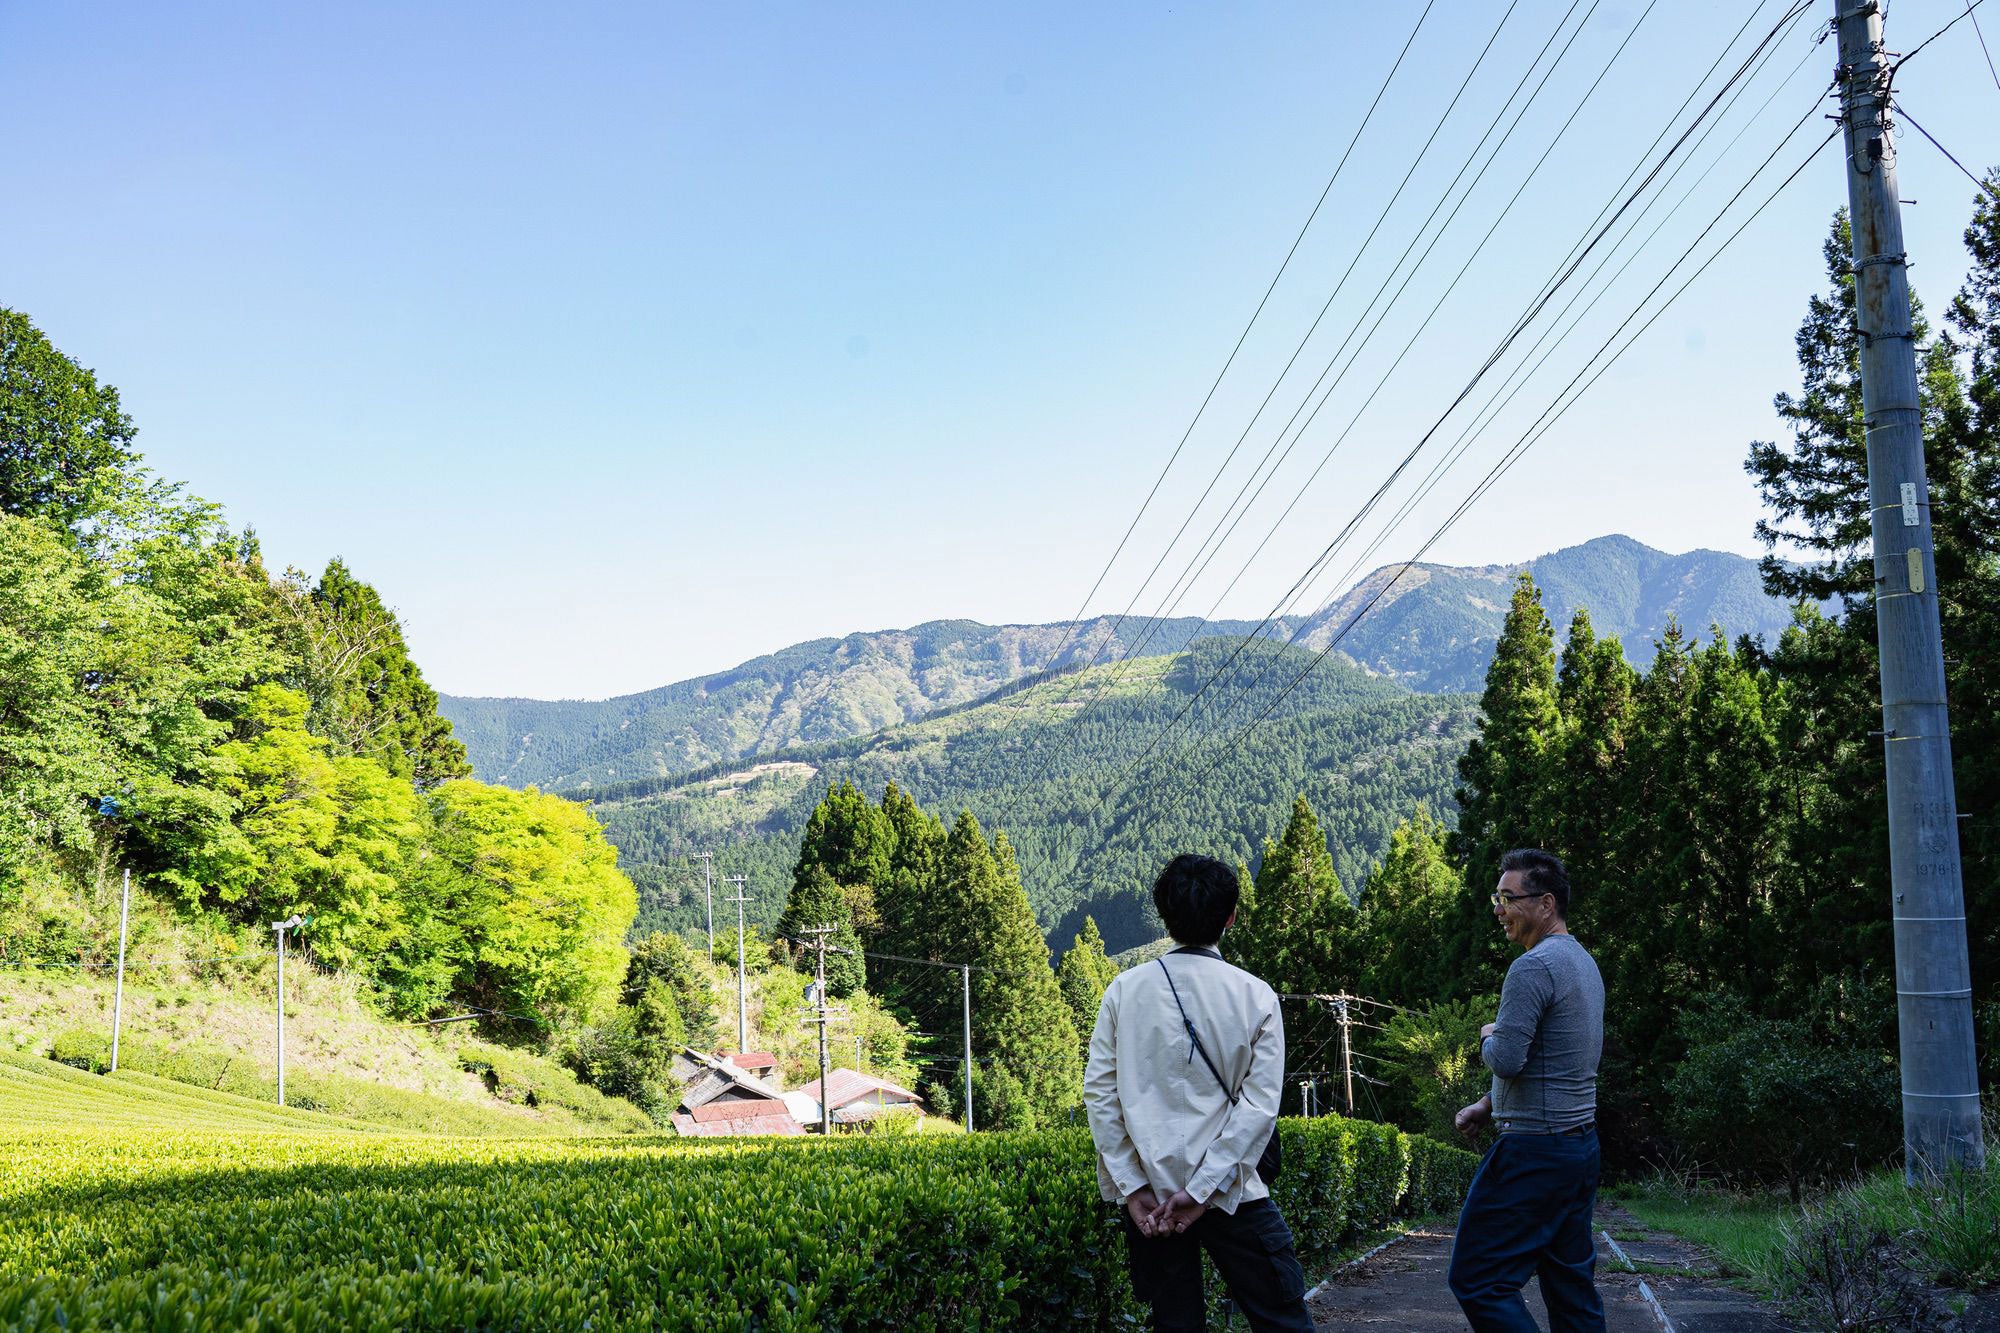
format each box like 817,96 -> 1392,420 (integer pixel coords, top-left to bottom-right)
1499,848 -> 1570,918
1153,854 -> 1241,946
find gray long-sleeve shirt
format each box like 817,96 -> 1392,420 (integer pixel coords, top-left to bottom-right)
1482,932 -> 1603,1134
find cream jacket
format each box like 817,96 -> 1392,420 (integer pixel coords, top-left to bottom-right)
1083,945 -> 1284,1215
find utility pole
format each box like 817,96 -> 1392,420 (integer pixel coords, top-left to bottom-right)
961,964 -> 975,1133
855,1034 -> 865,1074
1833,0 -> 1985,1176
110,869 -> 131,1073
799,926 -> 837,1135
692,850 -> 715,962
271,913 -> 306,1106
1336,997 -> 1354,1118
724,875 -> 750,1053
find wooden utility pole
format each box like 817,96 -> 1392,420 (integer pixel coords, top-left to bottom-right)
1833,0 -> 1984,1175
271,913 -> 306,1106
799,926 -> 837,1136
110,869 -> 131,1073
724,875 -> 750,1053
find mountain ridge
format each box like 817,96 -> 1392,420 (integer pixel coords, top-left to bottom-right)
441,535 -> 1798,790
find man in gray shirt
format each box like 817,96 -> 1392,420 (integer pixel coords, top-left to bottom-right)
1447,849 -> 1606,1332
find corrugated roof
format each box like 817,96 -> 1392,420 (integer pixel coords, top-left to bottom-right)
670,1110 -> 802,1138
798,1068 -> 923,1109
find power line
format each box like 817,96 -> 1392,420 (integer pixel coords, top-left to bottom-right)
1028,0 -> 1442,680
1892,100 -> 2000,201
1037,0 -> 1624,773
1038,4 -> 1820,849
1202,121 -> 1840,768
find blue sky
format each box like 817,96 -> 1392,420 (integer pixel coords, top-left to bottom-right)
5,1 -> 1996,698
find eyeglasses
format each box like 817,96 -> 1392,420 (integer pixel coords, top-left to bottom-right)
1490,890 -> 1548,907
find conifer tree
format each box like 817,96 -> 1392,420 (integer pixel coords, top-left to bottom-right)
1234,795 -> 1359,994
1446,572 -> 1561,983
792,780 -> 892,942
776,863 -> 866,997
1056,916 -> 1119,1055
936,812 -> 1080,1126
876,781 -> 944,959
1358,807 -> 1460,1003
1548,608 -> 1636,933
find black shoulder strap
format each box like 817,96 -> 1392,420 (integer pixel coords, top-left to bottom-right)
1157,957 -> 1239,1107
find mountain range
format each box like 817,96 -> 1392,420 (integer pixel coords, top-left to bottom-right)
440,535 -> 1800,793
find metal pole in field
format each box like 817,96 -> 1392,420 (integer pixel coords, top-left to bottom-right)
271,913 -> 305,1106
110,869 -> 131,1073
1832,0 -> 1984,1176
802,926 -> 835,1136
961,964 -> 974,1133
723,875 -> 750,1052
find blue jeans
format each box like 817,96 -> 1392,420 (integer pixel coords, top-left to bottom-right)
1447,1128 -> 1606,1332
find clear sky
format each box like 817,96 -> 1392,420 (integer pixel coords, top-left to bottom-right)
5,1 -> 1996,699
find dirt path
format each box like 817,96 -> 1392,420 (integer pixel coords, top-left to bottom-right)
1307,1202 -> 1793,1331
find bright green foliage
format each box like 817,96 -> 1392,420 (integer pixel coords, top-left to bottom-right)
1357,808 -> 1461,1004
1056,917 -> 1118,1056
300,559 -> 470,790
1375,995 -> 1498,1145
0,308 -> 141,537
182,685 -> 427,971
1234,795 -> 1360,995
427,781 -> 638,1021
0,1071 -> 1475,1331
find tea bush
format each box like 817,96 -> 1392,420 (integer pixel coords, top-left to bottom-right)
0,1065 -> 1476,1331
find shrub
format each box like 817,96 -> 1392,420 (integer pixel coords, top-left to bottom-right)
1664,1001 -> 1898,1199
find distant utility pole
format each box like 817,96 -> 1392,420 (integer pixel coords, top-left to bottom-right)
723,876 -> 750,1052
1833,0 -> 1984,1176
1336,997 -> 1354,1118
961,964 -> 974,1134
799,926 -> 838,1136
110,869 -> 131,1073
692,850 -> 715,962
271,913 -> 307,1106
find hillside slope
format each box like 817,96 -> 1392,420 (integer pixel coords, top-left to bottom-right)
587,639 -> 1479,955
442,537 -> 1793,790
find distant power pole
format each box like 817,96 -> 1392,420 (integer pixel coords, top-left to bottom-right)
723,876 -> 750,1052
110,869 -> 132,1074
1833,0 -> 1984,1176
1336,997 -> 1354,1118
692,850 -> 715,962
799,926 -> 837,1135
961,964 -> 974,1133
270,913 -> 307,1106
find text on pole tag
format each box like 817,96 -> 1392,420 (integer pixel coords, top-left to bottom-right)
1901,482 -> 1919,526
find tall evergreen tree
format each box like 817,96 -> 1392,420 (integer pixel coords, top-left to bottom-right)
301,559 -> 470,789
1234,795 -> 1359,994
935,812 -> 1079,1126
793,780 -> 892,942
1358,807 -> 1460,1004
1056,915 -> 1119,1056
1548,609 -> 1636,938
1445,573 -> 1561,986
775,863 -> 866,997
0,308 -> 142,540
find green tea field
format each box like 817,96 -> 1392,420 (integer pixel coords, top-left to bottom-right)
0,1052 -> 1474,1331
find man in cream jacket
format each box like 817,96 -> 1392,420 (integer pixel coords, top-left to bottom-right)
1083,853 -> 1312,1333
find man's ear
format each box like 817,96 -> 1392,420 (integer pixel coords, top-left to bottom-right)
1225,909 -> 1238,929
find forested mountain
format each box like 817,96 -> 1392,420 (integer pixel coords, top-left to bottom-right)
581,639 -> 1479,956
1288,533 -> 1804,691
441,538 -> 1795,790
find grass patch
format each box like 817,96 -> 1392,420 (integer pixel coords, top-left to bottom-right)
1608,1179 -> 1790,1287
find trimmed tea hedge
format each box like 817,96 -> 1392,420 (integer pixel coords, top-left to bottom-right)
0,1088 -> 1474,1330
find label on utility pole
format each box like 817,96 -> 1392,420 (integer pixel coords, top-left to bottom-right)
1901,482 -> 1919,526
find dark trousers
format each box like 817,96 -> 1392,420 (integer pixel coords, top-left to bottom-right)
1120,1196 -> 1313,1333
1447,1129 -> 1606,1333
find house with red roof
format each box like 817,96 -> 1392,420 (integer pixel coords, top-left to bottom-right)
666,1048 -> 800,1138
